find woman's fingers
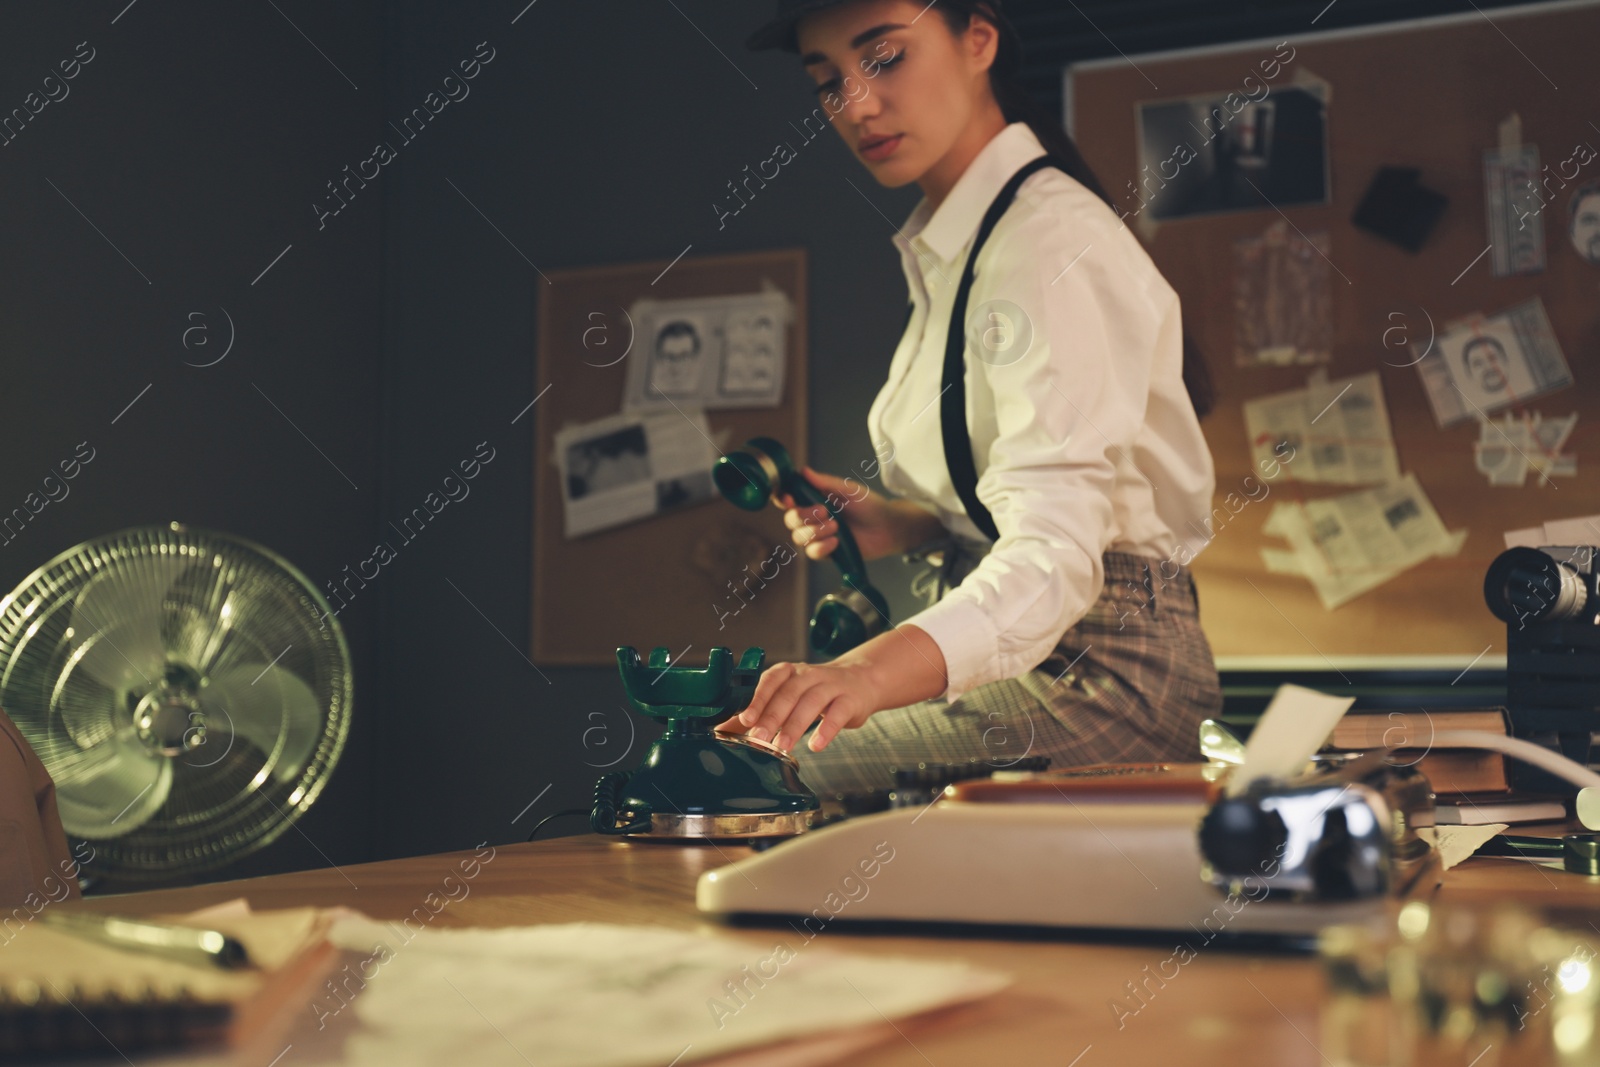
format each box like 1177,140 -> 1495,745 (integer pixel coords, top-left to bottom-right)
784,506 -> 835,530
735,661 -> 873,753
772,684 -> 838,751
782,507 -> 838,556
808,700 -> 856,752
739,665 -> 822,747
739,662 -> 794,730
803,534 -> 837,560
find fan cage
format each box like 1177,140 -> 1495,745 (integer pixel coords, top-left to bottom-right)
0,523 -> 353,883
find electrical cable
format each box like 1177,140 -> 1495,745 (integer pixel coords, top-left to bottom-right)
1424,729 -> 1600,829
526,808 -> 590,842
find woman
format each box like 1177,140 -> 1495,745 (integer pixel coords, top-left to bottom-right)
725,0 -> 1224,795
0,707 -> 79,908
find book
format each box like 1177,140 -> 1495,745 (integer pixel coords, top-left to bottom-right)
1327,708 -> 1511,794
1327,708 -> 1509,750
0,901 -> 335,1059
1435,796 -> 1568,825
1409,750 -> 1511,795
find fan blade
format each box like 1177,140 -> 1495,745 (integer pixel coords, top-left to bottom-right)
68,562 -> 192,690
197,663 -> 320,784
51,731 -> 173,838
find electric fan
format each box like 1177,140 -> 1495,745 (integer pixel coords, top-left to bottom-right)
0,522 -> 353,883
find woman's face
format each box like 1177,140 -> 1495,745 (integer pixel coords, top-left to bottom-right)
795,0 -> 997,190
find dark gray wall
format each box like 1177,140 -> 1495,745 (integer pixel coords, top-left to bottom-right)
0,1 -> 385,881
373,0 -> 923,858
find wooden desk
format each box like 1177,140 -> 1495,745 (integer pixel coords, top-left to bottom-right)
76,831 -> 1600,1067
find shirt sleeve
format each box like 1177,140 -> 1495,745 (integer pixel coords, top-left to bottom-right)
903,200 -> 1168,702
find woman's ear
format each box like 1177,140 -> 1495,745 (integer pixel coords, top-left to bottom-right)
963,10 -> 1002,74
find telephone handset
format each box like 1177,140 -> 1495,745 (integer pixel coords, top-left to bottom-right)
713,437 -> 890,655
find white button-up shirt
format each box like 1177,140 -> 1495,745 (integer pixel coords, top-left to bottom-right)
868,121 -> 1216,702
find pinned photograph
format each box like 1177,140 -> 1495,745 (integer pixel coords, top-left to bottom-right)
554,410 -> 717,538
645,315 -> 711,400
565,425 -> 650,501
1412,297 -> 1573,427
1135,85 -> 1329,221
622,289 -> 793,411
1569,180 -> 1600,267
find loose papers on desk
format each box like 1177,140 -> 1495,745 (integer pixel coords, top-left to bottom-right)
1260,473 -> 1467,610
319,919 -> 1010,1067
1226,683 -> 1353,797
1243,370 -> 1399,485
1416,824 -> 1510,871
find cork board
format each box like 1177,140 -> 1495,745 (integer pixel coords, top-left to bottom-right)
1065,1 -> 1600,661
531,248 -> 809,665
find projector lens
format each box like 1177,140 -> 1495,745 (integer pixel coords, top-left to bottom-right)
1484,547 -> 1588,625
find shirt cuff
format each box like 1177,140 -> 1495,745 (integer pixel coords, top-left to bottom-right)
900,594 -> 1001,705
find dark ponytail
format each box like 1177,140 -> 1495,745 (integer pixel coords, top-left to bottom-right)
938,1 -> 1216,419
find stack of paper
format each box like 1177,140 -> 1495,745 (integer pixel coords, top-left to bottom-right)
313,918 -> 1011,1067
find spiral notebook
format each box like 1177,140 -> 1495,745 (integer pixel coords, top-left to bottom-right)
0,901 -> 336,1060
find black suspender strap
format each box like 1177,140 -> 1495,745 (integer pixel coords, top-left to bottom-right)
939,153 -> 1067,543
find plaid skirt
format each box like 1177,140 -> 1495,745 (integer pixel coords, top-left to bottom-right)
791,544 -> 1224,795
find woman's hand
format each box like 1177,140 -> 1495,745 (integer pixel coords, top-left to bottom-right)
781,467 -> 943,563
717,624 -> 949,753
727,659 -> 879,753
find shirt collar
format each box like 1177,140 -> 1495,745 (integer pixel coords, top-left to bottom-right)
891,122 -> 1048,269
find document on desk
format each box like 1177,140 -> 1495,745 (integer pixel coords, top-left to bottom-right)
1226,683 -> 1354,797
1417,824 -> 1509,871
318,918 -> 1010,1067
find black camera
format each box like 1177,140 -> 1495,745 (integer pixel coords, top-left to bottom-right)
1484,545 -> 1600,792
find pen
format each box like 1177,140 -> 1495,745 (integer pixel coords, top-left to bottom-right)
1474,833 -> 1600,875
41,911 -> 252,970
1474,835 -> 1564,859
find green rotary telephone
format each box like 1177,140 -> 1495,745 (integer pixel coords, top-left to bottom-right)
590,646 -> 819,840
